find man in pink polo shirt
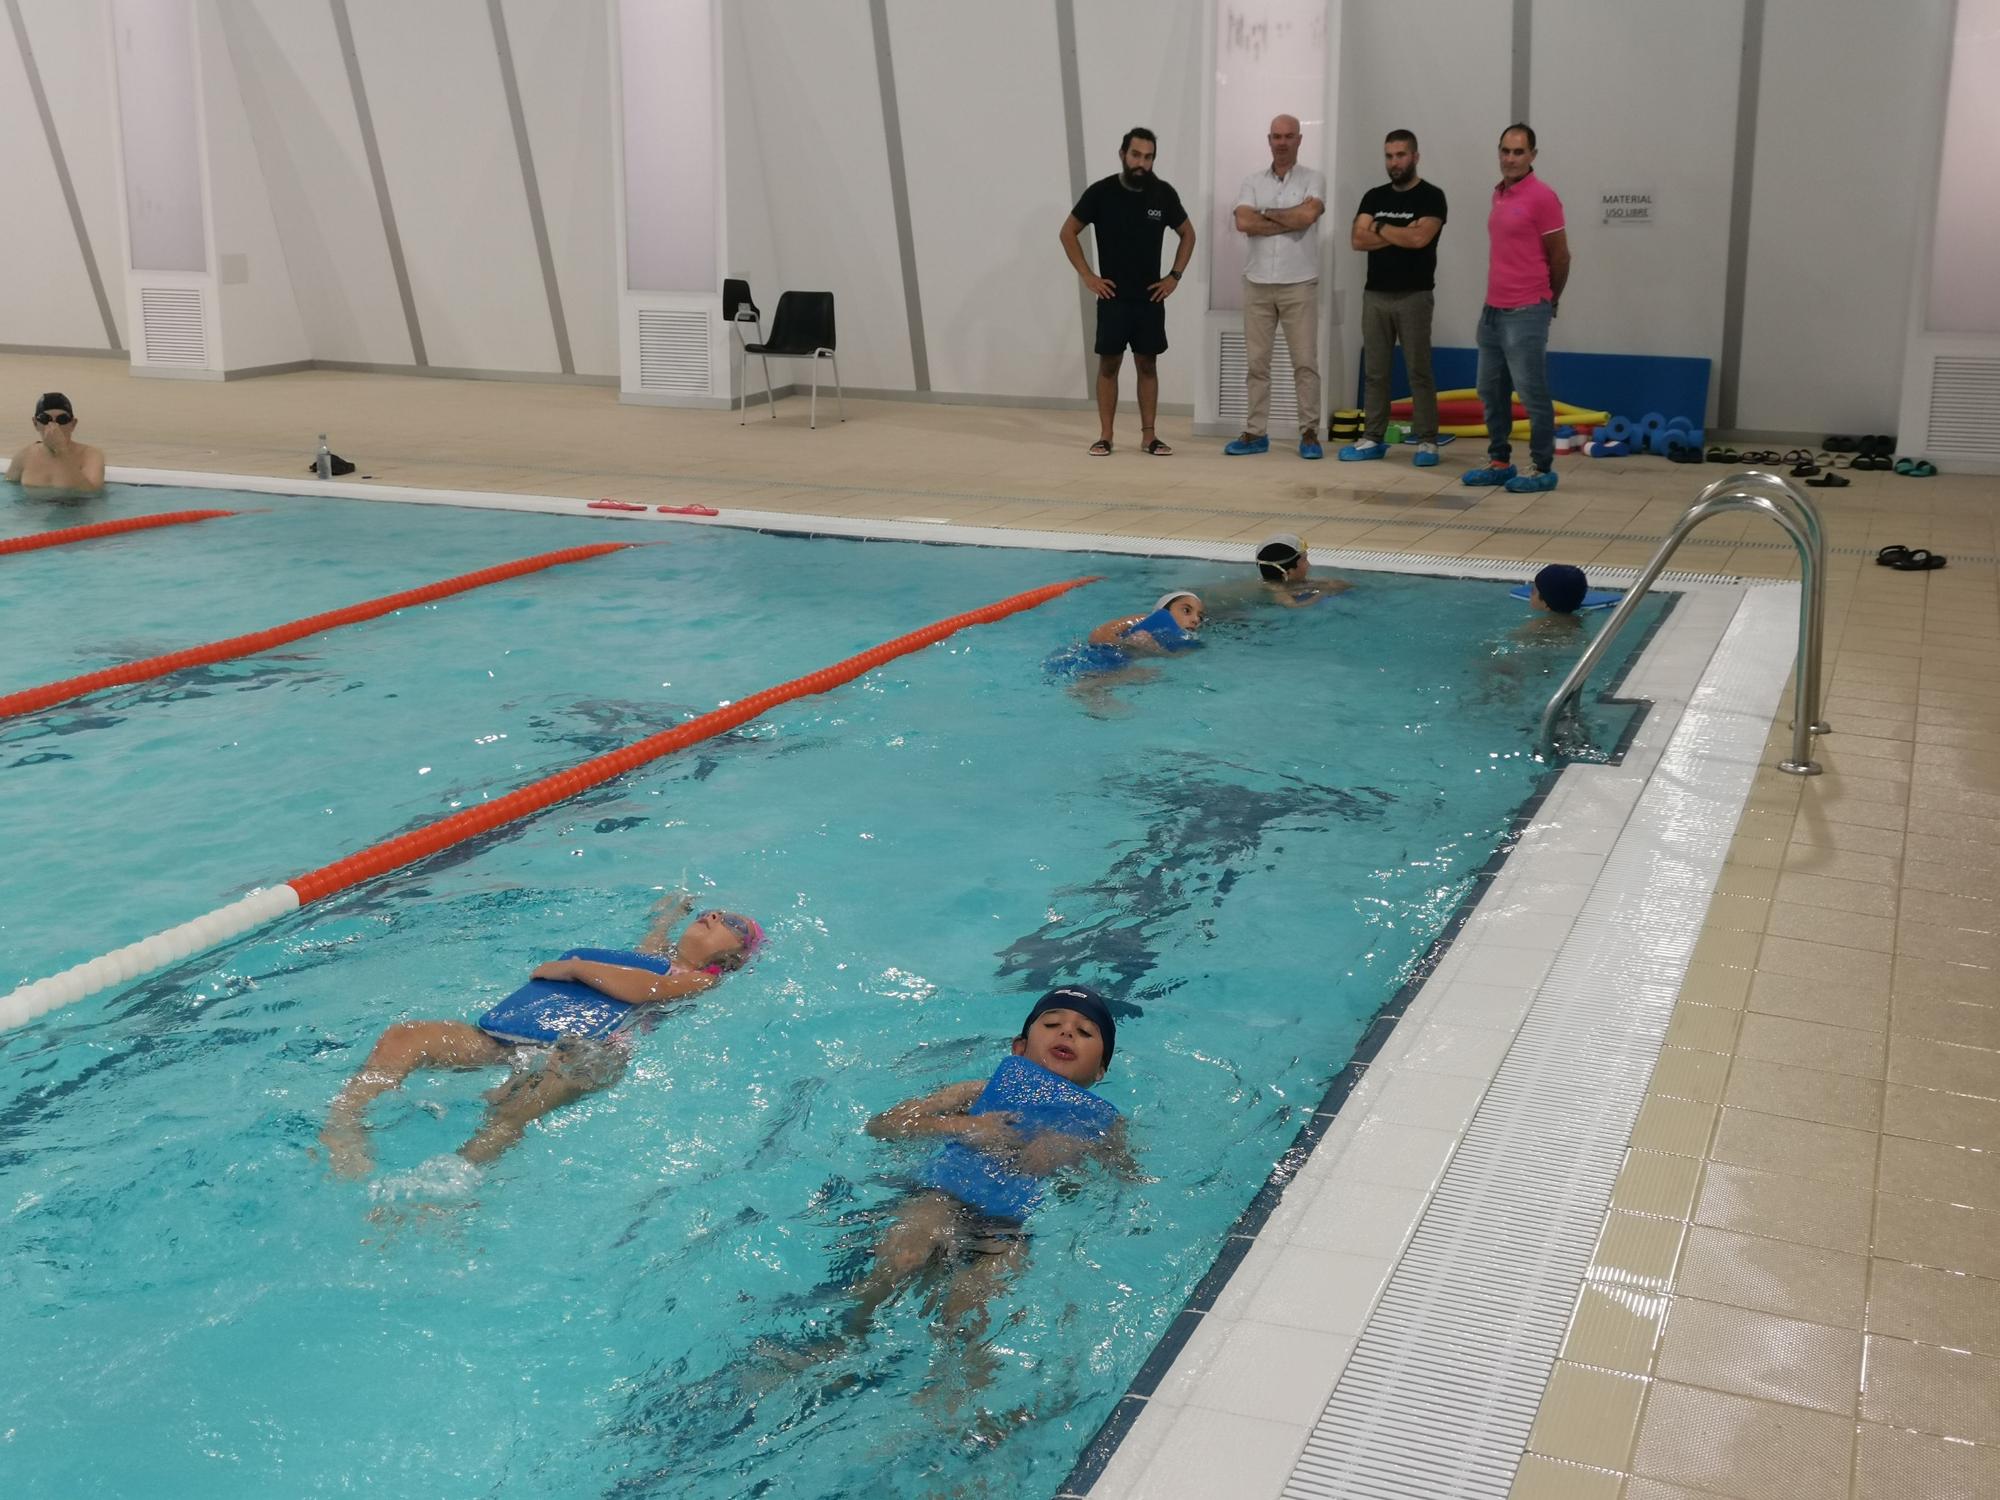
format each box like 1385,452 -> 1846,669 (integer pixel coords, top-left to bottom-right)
1464,123 -> 1571,495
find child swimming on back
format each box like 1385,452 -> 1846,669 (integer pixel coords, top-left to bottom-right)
845,986 -> 1130,1342
319,892 -> 762,1178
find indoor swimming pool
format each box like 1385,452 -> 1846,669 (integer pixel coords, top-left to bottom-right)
0,487 -> 1664,1497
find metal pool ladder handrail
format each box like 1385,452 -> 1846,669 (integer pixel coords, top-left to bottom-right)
1537,469 -> 1829,774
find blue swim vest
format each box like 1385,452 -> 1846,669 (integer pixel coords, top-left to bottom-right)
1124,607 -> 1201,651
1043,641 -> 1132,680
475,947 -> 671,1044
918,1056 -> 1119,1222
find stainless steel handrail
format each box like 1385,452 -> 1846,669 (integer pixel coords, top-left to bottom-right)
1536,476 -> 1827,774
1698,470 -> 1830,735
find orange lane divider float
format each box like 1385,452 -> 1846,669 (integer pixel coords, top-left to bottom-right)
0,509 -> 236,557
0,542 -> 631,721
0,574 -> 1099,1030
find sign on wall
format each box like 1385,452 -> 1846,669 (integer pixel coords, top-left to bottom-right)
1601,192 -> 1656,226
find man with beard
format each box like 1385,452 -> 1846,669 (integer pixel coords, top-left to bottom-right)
1059,127 -> 1195,457
1225,114 -> 1327,460
1345,130 -> 1448,467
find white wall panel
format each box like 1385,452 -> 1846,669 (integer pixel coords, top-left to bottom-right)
887,0 -> 1074,398
1333,0 -> 1508,364
195,0 -> 307,370
1074,0 -> 1206,407
23,0 -> 127,347
0,5 -> 111,347
731,0 -> 912,391
502,0 -> 618,375
217,0 -> 411,364
1534,0 -> 1741,383
345,0 -> 557,372
719,0 -> 781,378
1737,0 -> 1951,431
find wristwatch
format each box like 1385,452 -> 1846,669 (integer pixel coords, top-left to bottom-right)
1166,270 -> 1181,281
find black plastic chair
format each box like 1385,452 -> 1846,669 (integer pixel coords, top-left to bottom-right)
742,291 -> 844,428
723,278 -> 765,416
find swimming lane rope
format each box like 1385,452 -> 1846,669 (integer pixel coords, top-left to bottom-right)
0,575 -> 1100,1031
0,509 -> 237,556
0,542 -> 632,720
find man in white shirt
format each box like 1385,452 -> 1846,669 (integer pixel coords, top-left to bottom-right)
1226,115 -> 1327,459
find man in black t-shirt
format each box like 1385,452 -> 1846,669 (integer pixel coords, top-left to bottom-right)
1347,130 -> 1449,466
1059,127 -> 1196,457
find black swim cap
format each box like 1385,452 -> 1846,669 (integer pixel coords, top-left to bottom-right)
35,392 -> 73,420
1256,532 -> 1304,582
1020,985 -> 1116,1067
1534,563 -> 1588,614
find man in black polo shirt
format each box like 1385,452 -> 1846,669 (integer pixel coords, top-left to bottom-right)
1059,127 -> 1196,457
1346,129 -> 1448,467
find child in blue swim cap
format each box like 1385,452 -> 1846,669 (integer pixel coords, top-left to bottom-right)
844,986 -> 1132,1342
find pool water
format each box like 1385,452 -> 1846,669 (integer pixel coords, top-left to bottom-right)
0,486 -> 1663,1498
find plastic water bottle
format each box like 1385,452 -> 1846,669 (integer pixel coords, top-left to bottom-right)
316,435 -> 333,480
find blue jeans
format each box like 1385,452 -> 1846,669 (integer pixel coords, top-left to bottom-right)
1476,301 -> 1554,471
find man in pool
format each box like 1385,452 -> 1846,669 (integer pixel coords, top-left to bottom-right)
7,392 -> 106,492
319,894 -> 762,1177
845,987 -> 1131,1344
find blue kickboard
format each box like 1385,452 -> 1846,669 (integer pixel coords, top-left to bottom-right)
1511,582 -> 1621,612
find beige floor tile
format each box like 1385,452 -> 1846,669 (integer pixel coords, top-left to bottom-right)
1646,1047 -> 1730,1106
1897,919 -> 2000,968
1893,954 -> 2000,1006
1899,888 -> 1999,935
1703,893 -> 1772,933
1674,1225 -> 1867,1329
1882,1083 -> 2000,1153
1762,900 -> 1896,952
1773,869 -> 1899,918
1708,1109 -> 1878,1190
1737,1012 -> 1888,1081
1867,1258 -> 2000,1357
1756,933 -> 1897,991
1508,1454 -> 1624,1500
1875,1194 -> 2000,1281
1859,1335 -> 2000,1444
1721,1056 -> 1883,1132
1678,961 -> 1752,1010
1693,1161 -> 1874,1255
1747,969 -> 1891,1034
1887,1034 -> 2000,1100
1852,1419 -> 2000,1500
1629,1380 -> 1853,1500
1655,1297 -> 1862,1414
1613,1150 -> 1705,1222
1589,1212 -> 1688,1292
1879,1135 -> 2000,1213
1618,1479 -> 1717,1500
1782,843 -> 1902,887
1661,1004 -> 1743,1056
1563,1282 -> 1674,1378
1529,1363 -> 1649,1471
1631,1095 -> 1720,1158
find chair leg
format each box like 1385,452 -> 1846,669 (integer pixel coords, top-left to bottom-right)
762,355 -> 775,420
832,352 -> 845,423
809,359 -> 818,430
736,340 -> 745,424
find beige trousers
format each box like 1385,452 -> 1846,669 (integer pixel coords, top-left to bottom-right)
1242,277 -> 1322,436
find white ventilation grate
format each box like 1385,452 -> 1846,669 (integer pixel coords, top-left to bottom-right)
138,286 -> 208,367
1217,327 -> 1300,430
635,308 -> 711,394
1928,354 -> 2000,460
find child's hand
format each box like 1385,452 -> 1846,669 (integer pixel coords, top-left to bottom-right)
651,890 -> 696,921
952,1112 -> 1023,1152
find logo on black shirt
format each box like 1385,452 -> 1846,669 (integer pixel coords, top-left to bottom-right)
1147,208 -> 1161,220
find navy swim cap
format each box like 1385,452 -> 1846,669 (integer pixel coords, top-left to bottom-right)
1020,985 -> 1116,1067
1534,563 -> 1588,614
34,392 -> 73,420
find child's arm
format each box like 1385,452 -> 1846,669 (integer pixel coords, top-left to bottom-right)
634,889 -> 696,956
530,956 -> 716,1005
1086,615 -> 1144,646
866,1080 -> 1019,1149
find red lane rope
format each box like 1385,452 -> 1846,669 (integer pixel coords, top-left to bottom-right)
0,542 -> 631,720
0,509 -> 236,557
287,575 -> 1100,906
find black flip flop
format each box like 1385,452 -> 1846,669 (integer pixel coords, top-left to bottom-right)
1824,435 -> 1859,452
1791,462 -> 1820,478
1876,545 -> 1912,566
1891,548 -> 1947,571
1783,448 -> 1814,465
1089,438 -> 1112,456
1805,471 -> 1849,488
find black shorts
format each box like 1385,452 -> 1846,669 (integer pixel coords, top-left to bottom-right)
1095,298 -> 1168,357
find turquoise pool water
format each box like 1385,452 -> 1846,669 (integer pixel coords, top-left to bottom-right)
0,486 -> 1663,1497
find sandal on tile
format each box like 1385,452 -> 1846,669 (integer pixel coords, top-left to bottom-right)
1890,548 -> 1947,570
1804,470 -> 1849,488
1089,438 -> 1112,456
1141,435 -> 1174,456
1783,448 -> 1814,465
1876,545 -> 1912,566
1908,459 -> 1938,477
1790,462 -> 1820,477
